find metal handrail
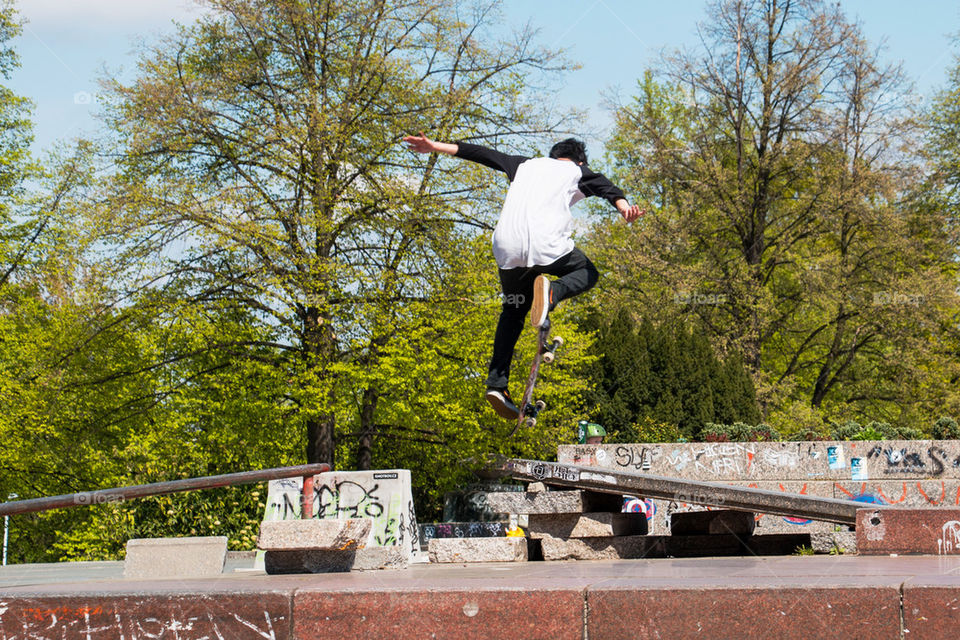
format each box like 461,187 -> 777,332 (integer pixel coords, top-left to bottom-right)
0,463 -> 330,517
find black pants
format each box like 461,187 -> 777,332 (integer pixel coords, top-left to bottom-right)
486,248 -> 599,390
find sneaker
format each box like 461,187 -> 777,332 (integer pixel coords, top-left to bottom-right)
485,387 -> 519,420
531,275 -> 552,328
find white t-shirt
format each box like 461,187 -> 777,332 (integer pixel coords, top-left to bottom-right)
455,142 -> 625,269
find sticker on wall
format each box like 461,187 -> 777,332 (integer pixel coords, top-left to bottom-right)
827,445 -> 845,470
850,457 -> 868,481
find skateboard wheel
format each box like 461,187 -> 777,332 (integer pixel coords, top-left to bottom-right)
542,351 -> 555,364
553,336 -> 564,347
535,400 -> 546,411
526,417 -> 537,428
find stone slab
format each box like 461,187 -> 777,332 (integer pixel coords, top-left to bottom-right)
427,537 -> 527,563
123,536 -> 227,579
902,576 -> 960,637
540,535 -> 665,561
670,509 -> 756,535
526,512 -> 648,539
856,507 -> 960,555
263,546 -> 408,574
258,518 -> 371,551
481,489 -> 623,515
587,578 -> 903,640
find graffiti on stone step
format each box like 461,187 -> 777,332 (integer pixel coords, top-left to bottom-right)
0,600 -> 285,639
420,522 -> 505,544
315,481 -> 384,519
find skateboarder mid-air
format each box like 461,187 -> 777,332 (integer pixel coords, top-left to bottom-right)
403,133 -> 644,419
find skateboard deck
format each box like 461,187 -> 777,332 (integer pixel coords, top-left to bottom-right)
512,320 -> 563,435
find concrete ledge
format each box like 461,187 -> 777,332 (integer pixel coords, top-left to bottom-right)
540,535 -> 664,561
527,512 -> 648,539
428,537 -> 527,563
258,518 -> 371,551
293,588 -> 583,640
123,536 -> 227,579
856,508 -> 960,555
587,578 -> 903,640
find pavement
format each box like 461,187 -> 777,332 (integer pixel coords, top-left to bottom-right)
2,554 -> 960,638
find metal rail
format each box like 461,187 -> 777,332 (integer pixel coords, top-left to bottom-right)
495,458 -> 862,525
0,463 -> 330,518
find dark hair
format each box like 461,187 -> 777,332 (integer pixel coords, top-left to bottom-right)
549,138 -> 587,164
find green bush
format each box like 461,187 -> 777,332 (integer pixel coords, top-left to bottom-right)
932,416 -> 960,440
699,422 -> 781,442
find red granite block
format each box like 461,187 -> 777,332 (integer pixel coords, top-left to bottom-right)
856,507 -> 960,555
293,589 -> 583,640
0,593 -> 292,639
902,575 -> 960,637
588,580 -> 902,640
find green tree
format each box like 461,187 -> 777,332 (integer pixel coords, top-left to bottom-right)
591,0 -> 959,428
583,308 -> 759,440
96,0 -> 575,469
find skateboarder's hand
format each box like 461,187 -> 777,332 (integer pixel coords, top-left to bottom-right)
403,133 -> 458,156
616,199 -> 645,223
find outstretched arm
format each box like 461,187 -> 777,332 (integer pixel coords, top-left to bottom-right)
579,167 -> 645,223
404,132 -> 528,181
403,133 -> 458,156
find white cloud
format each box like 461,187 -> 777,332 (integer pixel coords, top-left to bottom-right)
16,0 -> 207,29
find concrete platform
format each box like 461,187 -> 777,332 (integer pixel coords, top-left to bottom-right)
2,555 -> 960,638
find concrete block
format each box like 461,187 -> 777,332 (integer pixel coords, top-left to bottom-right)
670,510 -> 756,536
857,507 -> 960,555
482,490 -> 622,515
428,537 -> 527,563
539,535 -> 664,561
258,518 -> 371,551
527,512 -> 648,539
123,536 -> 227,579
263,546 -> 408,574
264,549 -> 355,574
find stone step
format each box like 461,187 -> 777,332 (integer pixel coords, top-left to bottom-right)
539,535 -> 663,561
427,537 -> 528,563
526,512 -> 648,539
482,490 -> 624,515
258,518 -> 371,551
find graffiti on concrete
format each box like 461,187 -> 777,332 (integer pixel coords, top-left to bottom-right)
0,600 -> 285,639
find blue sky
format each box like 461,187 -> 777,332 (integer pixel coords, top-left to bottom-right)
7,0 -> 960,155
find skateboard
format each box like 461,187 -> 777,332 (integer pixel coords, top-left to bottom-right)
512,320 -> 563,434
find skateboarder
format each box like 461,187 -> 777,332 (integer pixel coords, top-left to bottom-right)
403,133 -> 643,418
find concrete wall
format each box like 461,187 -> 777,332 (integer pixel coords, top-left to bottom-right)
557,441 -> 960,535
